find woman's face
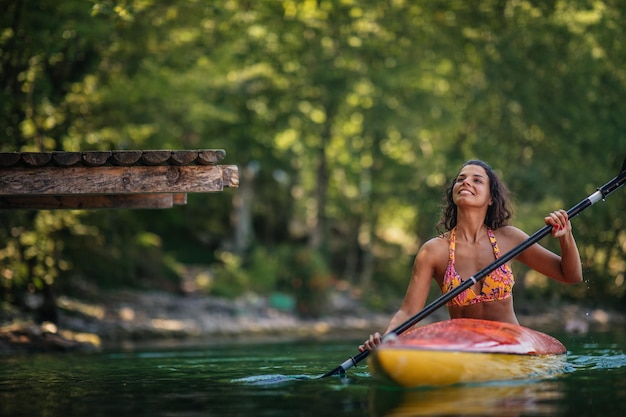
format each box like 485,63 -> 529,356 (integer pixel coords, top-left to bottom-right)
452,164 -> 492,208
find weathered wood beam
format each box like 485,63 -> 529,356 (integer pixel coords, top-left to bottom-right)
0,165 -> 239,196
0,194 -> 188,210
173,193 -> 187,205
52,152 -> 82,167
0,149 -> 227,168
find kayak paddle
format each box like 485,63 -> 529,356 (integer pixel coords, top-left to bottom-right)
321,156 -> 626,378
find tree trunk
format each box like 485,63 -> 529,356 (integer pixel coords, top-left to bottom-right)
308,142 -> 327,250
232,161 -> 258,255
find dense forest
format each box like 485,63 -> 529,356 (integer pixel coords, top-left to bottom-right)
1,0 -> 625,322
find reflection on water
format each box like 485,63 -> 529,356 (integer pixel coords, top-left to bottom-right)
369,380 -> 565,417
0,329 -> 625,417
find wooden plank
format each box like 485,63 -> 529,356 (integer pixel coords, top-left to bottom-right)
21,152 -> 52,167
0,152 -> 21,167
142,150 -> 172,166
198,149 -> 226,165
222,165 -> 240,188
173,193 -> 187,205
170,150 -> 198,165
52,152 -> 82,167
82,151 -> 112,166
0,194 -> 179,210
0,165 -> 239,195
112,150 -> 143,166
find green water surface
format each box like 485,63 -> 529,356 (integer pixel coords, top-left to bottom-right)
1,328 -> 625,417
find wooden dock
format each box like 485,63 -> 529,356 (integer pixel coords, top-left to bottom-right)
0,150 -> 239,209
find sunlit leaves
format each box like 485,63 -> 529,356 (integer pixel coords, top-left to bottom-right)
2,0 -> 626,310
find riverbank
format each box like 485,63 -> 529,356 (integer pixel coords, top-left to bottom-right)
1,288 -> 624,355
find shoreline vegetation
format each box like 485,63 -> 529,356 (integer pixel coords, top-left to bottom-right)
1,288 -> 624,356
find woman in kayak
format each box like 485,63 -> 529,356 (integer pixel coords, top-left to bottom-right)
359,159 -> 583,352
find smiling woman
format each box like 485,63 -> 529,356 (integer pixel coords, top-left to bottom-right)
359,159 -> 583,352
319,157 -> 626,378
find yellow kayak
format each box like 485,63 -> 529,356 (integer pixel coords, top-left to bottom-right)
368,318 -> 566,388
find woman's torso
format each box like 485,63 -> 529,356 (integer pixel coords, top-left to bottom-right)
431,226 -> 519,324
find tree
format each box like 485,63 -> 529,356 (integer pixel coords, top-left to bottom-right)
2,0 -> 626,320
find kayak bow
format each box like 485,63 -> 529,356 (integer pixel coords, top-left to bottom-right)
368,318 -> 567,387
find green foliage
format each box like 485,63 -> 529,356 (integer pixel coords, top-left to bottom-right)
208,245 -> 333,317
0,211 -> 78,305
208,251 -> 250,300
1,0 -> 626,316
63,211 -> 181,290
0,0 -> 114,151
278,246 -> 334,318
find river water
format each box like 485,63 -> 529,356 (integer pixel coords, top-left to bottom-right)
1,327 -> 625,417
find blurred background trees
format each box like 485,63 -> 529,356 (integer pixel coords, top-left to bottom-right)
1,0 -> 625,320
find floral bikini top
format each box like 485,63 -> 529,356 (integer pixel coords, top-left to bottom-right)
443,227 -> 515,308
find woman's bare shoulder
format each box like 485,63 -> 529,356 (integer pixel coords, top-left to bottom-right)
493,225 -> 530,249
415,234 -> 450,279
418,234 -> 449,256
494,225 -> 528,239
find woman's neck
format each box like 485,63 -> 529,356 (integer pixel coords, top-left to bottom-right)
455,210 -> 488,243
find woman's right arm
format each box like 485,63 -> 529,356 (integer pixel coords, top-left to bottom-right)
359,239 -> 441,352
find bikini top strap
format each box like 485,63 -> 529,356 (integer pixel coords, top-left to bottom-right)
448,228 -> 456,265
486,228 -> 501,259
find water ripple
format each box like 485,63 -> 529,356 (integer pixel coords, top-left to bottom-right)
568,352 -> 626,370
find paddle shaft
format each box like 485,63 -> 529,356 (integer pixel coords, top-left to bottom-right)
322,158 -> 626,378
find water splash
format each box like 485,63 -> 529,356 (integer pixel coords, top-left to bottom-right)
231,373 -> 318,385
569,352 -> 626,371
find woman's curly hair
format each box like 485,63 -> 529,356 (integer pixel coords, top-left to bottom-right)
437,160 -> 513,233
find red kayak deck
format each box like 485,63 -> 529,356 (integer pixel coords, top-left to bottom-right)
368,319 -> 566,387
388,318 -> 566,355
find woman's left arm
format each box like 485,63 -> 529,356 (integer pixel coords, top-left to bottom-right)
512,209 -> 583,284
544,209 -> 583,284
